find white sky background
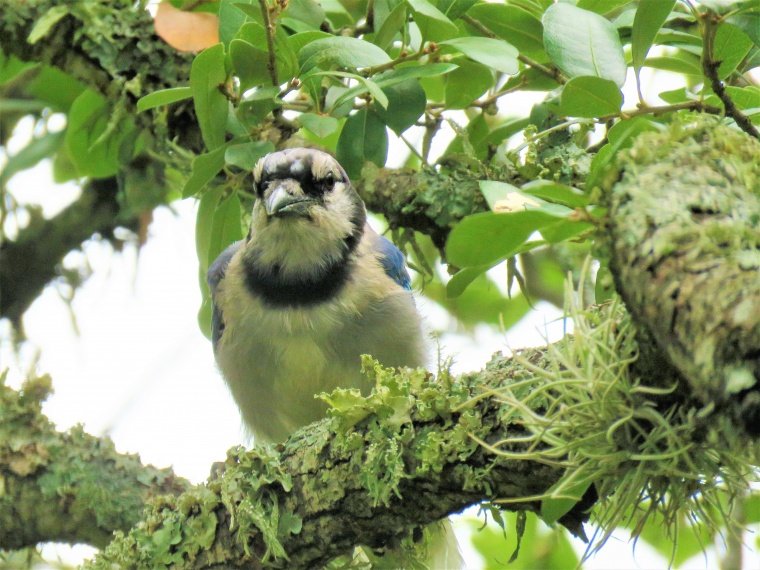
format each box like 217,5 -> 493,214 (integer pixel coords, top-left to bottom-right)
2,60 -> 759,569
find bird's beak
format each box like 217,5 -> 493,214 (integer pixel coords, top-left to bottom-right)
265,185 -> 317,218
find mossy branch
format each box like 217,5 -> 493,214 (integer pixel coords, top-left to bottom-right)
0,373 -> 191,550
608,118 -> 760,435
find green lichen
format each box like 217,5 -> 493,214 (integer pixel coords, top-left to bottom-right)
215,445 -> 301,563
86,486 -> 220,569
321,356 -> 479,507
608,116 -> 760,408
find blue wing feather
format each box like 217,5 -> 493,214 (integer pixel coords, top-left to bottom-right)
207,241 -> 243,350
373,233 -> 412,290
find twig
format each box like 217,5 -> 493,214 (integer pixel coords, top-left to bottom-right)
363,46 -> 430,76
597,100 -> 723,123
258,0 -> 279,87
461,14 -> 567,84
700,15 -> 759,138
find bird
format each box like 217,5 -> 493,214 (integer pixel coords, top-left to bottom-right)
207,147 -> 463,568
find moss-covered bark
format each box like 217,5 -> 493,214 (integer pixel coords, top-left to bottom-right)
608,119 -> 760,435
0,373 -> 191,549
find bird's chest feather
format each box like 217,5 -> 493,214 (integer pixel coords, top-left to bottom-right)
215,283 -> 377,442
213,250 -> 423,443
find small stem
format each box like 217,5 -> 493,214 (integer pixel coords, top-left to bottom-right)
461,14 -> 567,84
400,134 -> 426,164
700,14 -> 759,138
596,100 -> 723,123
512,119 -> 592,153
363,46 -> 428,76
258,0 -> 279,88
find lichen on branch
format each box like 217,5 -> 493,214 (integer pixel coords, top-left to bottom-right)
608,117 -> 760,435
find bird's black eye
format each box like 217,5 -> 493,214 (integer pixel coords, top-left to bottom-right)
322,172 -> 335,188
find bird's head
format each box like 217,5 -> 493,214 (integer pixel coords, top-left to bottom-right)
244,148 -> 366,278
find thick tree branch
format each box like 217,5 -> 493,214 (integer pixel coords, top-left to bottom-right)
0,178 -> 127,326
0,374 -> 191,550
608,118 -> 760,434
32,343 -> 604,568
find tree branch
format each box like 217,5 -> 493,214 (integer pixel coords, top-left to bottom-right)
0,178 -> 129,326
608,117 -> 760,434
700,14 -> 759,138
0,373 -> 191,550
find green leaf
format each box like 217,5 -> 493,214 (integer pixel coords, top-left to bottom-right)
407,0 -> 459,42
137,87 -> 193,112
234,22 -> 298,85
698,0 -> 750,14
444,58 -> 492,109
283,0 -> 325,29
521,180 -> 590,208
28,6 -> 69,44
210,193 -> 245,264
196,187 -> 224,272
320,0 -> 355,27
479,180 -> 518,211
465,4 -> 544,55
0,51 -> 36,85
0,100 -> 46,113
374,79 -> 426,135
331,63 -> 458,110
447,210 -> 564,267
237,86 -> 281,127
657,87 -> 696,104
222,1 -> 261,45
336,107 -> 388,179
65,90 -> 135,178
540,219 -> 593,243
288,30 -> 333,54
439,37 -> 519,75
632,0 -> 676,83
595,262 -> 615,303
373,1 -> 407,50
299,113 -> 340,138
225,140 -> 274,170
443,275 -> 531,329
446,265 -> 491,298
541,470 -> 592,524
705,86 -> 760,110
230,39 -> 271,91
25,66 -> 87,112
438,0 -> 479,21
183,145 -> 228,198
746,493 -> 760,524
644,54 -> 703,76
190,44 -> 229,151
577,0 -> 634,14
728,12 -> 760,48
559,76 -> 622,118
482,117 -> 531,148
0,130 -> 65,186
543,3 -> 627,87
713,22 -> 753,79
298,36 -> 391,73
313,70 -> 389,109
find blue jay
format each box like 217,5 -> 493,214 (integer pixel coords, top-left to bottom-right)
208,148 -> 463,567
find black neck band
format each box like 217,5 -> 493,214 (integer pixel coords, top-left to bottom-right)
243,226 -> 364,308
